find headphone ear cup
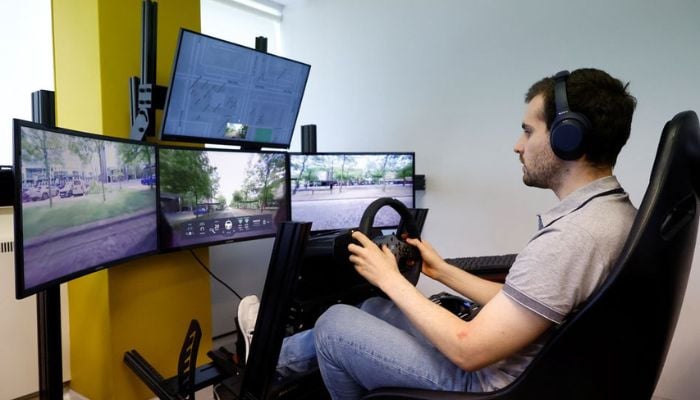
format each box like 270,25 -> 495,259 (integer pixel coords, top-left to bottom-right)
550,112 -> 588,160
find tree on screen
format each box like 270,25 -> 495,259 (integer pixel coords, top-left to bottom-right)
21,128 -> 66,208
243,154 -> 285,211
118,143 -> 155,189
159,149 -> 219,213
290,155 -> 308,194
334,155 -> 359,192
291,155 -> 322,194
69,137 -> 107,201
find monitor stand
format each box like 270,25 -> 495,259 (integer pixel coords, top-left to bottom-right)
123,222 -> 312,399
29,89 -> 64,400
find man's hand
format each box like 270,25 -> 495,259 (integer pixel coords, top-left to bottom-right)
405,237 -> 447,280
348,231 -> 405,290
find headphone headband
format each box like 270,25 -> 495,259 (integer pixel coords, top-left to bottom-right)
549,70 -> 591,160
554,70 -> 572,116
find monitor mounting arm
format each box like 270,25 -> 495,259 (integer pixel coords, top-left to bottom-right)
130,0 -> 167,141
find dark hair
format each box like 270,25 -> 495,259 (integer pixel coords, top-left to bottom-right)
525,68 -> 637,167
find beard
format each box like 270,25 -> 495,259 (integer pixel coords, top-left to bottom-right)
521,150 -> 563,189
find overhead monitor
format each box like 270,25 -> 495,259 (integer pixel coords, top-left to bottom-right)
13,119 -> 158,299
158,146 -> 289,251
289,152 -> 415,232
160,29 -> 311,149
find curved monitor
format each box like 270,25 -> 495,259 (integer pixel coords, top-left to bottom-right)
158,145 -> 290,251
13,119 -> 159,299
160,29 -> 311,149
289,152 -> 415,232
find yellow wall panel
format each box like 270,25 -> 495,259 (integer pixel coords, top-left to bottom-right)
53,0 -> 209,398
52,0 -> 102,133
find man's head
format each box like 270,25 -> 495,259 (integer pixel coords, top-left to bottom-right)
524,68 -> 637,168
515,68 -> 636,192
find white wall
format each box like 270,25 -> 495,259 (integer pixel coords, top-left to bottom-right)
202,0 -> 282,53
275,1 -> 699,399
0,0 -> 54,166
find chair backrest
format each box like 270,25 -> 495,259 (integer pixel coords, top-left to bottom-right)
364,110 -> 700,400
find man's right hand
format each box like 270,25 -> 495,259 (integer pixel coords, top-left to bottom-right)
405,237 -> 447,281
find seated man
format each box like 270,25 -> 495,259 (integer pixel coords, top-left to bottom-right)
274,68 -> 638,399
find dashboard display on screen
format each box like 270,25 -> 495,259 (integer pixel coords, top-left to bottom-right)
160,29 -> 311,149
158,146 -> 289,250
13,119 -> 158,298
289,153 -> 415,232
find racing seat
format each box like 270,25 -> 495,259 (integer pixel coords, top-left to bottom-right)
363,110 -> 700,399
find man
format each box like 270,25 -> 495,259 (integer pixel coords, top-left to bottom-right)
276,68 -> 637,398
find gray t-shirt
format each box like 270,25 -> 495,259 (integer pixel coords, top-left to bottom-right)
472,176 -> 637,391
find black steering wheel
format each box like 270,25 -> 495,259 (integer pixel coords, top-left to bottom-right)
357,197 -> 422,286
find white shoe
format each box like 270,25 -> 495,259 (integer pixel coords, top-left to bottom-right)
237,295 -> 260,363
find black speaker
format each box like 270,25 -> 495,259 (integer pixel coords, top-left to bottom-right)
301,124 -> 317,153
31,90 -> 55,127
0,166 -> 13,207
550,70 -> 591,160
255,36 -> 268,53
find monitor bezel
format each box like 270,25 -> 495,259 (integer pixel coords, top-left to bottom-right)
13,119 -> 160,299
156,144 -> 291,253
288,151 -> 416,233
159,28 -> 311,150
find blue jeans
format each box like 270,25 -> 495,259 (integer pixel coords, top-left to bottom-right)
277,297 -> 476,399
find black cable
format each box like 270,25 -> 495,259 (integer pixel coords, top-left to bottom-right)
189,249 -> 243,300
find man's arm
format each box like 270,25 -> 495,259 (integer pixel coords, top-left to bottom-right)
349,232 -> 553,371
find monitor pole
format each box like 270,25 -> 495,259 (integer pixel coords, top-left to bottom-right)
130,0 -> 166,141
31,90 -> 64,400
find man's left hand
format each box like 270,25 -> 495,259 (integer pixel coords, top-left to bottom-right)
348,231 -> 404,289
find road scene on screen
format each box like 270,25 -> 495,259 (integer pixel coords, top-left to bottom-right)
19,127 -> 157,291
290,154 -> 414,231
158,148 -> 287,249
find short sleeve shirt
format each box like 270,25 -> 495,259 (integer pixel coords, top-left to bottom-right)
472,176 -> 637,391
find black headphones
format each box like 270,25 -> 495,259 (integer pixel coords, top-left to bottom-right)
550,70 -> 591,160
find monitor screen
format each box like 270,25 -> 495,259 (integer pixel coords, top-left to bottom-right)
289,153 -> 415,232
160,29 -> 311,149
158,146 -> 289,251
13,119 -> 158,299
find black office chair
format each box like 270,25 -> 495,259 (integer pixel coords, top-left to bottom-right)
364,110 -> 700,400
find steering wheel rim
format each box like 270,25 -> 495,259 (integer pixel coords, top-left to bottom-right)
357,197 -> 422,285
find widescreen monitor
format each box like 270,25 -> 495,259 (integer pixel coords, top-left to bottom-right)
13,119 -> 158,299
160,29 -> 311,149
289,152 -> 415,232
158,146 -> 289,251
